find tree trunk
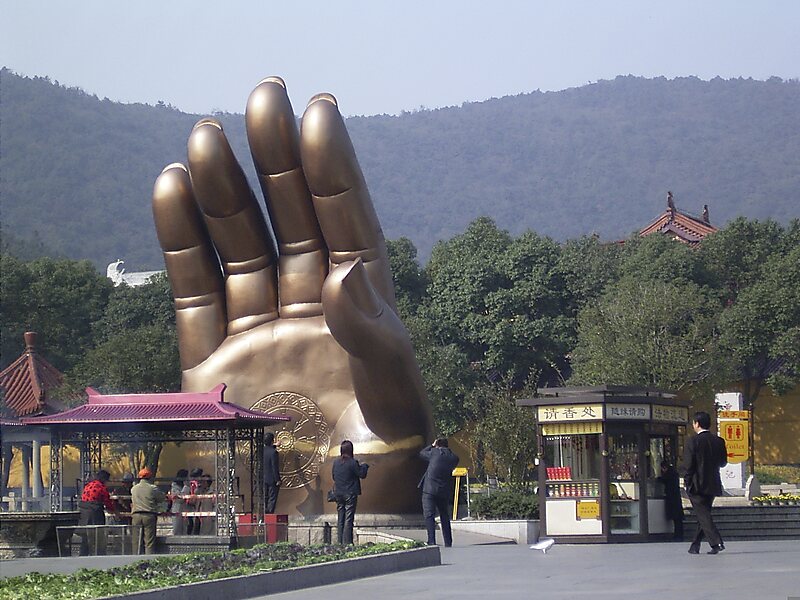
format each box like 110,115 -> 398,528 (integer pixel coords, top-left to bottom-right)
742,374 -> 763,477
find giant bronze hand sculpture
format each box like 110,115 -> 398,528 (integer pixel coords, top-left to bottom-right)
151,78 -> 434,516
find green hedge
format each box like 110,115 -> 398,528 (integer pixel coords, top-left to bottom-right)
0,541 -> 424,600
470,489 -> 539,520
755,465 -> 800,485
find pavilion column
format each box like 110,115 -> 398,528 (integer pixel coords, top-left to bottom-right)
252,428 -> 265,524
49,431 -> 63,512
32,439 -> 43,509
0,444 -> 10,499
21,443 -> 31,511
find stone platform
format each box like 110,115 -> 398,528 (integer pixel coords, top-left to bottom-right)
0,511 -> 80,559
683,504 -> 800,540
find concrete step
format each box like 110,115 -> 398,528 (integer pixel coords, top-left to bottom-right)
683,505 -> 800,540
391,528 -> 515,547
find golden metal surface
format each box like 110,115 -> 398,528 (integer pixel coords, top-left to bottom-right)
152,78 -> 434,516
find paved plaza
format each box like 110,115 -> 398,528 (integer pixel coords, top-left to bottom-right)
2,538 -> 798,600
266,539 -> 799,600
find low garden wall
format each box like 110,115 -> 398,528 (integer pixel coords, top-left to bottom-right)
450,519 -> 540,544
102,545 -> 441,600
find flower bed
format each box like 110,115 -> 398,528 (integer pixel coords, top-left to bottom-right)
750,494 -> 800,506
0,541 -> 424,600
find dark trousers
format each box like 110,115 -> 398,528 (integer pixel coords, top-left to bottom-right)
132,512 -> 158,554
77,501 -> 106,556
336,495 -> 358,544
265,483 -> 280,514
422,492 -> 452,547
688,493 -> 722,548
673,512 -> 685,540
187,516 -> 201,535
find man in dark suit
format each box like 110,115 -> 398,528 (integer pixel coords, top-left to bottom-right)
264,432 -> 281,514
419,438 -> 460,547
680,411 -> 728,554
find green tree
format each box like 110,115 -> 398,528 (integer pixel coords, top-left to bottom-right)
423,218 -> 572,387
556,235 -> 623,314
470,382 -> 538,484
58,274 -> 180,399
0,254 -> 111,371
92,273 -> 175,343
717,243 -> 800,472
617,234 -> 708,289
406,316 -> 477,436
386,237 -> 428,320
699,218 -> 788,304
569,279 -> 727,398
1,254 -> 33,369
64,324 -> 180,396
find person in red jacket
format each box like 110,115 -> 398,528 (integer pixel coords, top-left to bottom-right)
77,470 -> 119,555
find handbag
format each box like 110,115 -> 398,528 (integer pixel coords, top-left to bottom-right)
327,489 -> 337,503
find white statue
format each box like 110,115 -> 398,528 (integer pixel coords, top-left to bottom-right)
106,259 -> 126,286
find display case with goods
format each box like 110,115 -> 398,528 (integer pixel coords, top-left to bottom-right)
608,433 -> 641,533
541,427 -> 604,535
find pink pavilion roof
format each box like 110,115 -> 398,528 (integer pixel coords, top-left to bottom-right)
21,384 -> 289,427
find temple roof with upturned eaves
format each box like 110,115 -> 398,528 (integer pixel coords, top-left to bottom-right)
0,332 -> 64,417
639,191 -> 717,246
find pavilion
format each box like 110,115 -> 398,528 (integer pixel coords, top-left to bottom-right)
0,332 -> 64,511
21,384 -> 290,541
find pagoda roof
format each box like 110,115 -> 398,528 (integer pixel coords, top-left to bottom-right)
639,193 -> 717,247
0,332 -> 65,417
21,384 -> 290,430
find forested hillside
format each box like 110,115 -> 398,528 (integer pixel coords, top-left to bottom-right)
2,69 -> 799,269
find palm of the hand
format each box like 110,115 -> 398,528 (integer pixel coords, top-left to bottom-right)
153,78 -> 433,516
184,317 -> 356,511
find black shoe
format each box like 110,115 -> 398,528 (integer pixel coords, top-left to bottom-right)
688,545 -> 700,554
707,544 -> 724,554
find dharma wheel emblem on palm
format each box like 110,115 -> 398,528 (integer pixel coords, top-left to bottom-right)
251,391 -> 331,489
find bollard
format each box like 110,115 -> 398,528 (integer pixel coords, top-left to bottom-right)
323,521 -> 332,544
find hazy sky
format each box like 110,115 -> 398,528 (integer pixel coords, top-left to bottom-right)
2,1 -> 798,117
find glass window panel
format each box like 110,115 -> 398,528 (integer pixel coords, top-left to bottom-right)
608,433 -> 639,481
543,434 -> 601,480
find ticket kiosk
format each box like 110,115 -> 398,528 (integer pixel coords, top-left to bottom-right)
517,386 -> 691,542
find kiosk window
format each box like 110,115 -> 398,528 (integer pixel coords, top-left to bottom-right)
647,436 -> 678,498
543,434 -> 601,497
608,433 -> 641,533
608,433 -> 639,481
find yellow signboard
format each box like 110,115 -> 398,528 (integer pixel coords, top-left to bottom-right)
538,404 -> 603,422
542,422 -> 603,435
720,420 -> 749,464
576,500 -> 601,520
719,410 -> 750,420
